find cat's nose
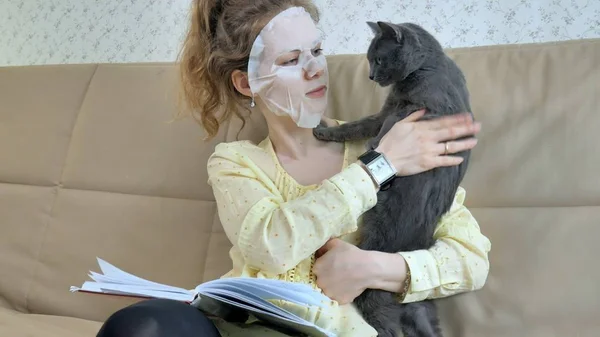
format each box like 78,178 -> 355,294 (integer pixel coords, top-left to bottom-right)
369,74 -> 374,80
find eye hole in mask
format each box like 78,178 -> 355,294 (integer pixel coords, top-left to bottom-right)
247,7 -> 329,129
277,46 -> 324,66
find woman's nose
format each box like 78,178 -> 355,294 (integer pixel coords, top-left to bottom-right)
304,67 -> 323,80
303,55 -> 324,80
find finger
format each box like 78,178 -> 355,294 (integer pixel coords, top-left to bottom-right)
401,109 -> 426,122
436,138 -> 478,155
316,238 -> 339,257
315,247 -> 325,258
312,258 -> 325,275
427,155 -> 464,169
431,121 -> 481,142
324,238 -> 342,249
316,245 -> 329,258
420,112 -> 473,130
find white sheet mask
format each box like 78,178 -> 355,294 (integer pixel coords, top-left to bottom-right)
247,7 -> 328,128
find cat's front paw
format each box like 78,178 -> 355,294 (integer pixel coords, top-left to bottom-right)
313,125 -> 334,141
366,137 -> 381,151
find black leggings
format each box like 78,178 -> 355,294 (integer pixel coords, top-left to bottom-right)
96,299 -> 222,337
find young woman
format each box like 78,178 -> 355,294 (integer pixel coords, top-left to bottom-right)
96,1 -> 490,336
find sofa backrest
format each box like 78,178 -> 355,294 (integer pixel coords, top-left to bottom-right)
1,38 -> 599,336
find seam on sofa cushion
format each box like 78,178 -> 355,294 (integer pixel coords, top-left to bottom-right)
56,185 -> 218,203
22,65 -> 99,313
200,205 -> 218,281
328,38 -> 600,59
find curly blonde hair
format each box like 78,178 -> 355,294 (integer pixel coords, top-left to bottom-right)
177,0 -> 320,139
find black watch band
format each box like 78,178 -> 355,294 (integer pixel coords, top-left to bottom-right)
358,150 -> 397,189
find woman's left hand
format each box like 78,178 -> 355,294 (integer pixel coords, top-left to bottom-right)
313,238 -> 377,304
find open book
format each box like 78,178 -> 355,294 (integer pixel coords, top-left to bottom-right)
70,258 -> 336,337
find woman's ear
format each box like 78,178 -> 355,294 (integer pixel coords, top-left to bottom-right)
231,70 -> 252,97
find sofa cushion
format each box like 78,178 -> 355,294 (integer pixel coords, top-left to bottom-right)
0,184 -> 55,313
0,65 -> 97,186
437,206 -> 600,336
0,307 -> 101,337
60,64 -> 225,201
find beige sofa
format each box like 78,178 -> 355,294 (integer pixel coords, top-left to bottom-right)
1,38 -> 599,337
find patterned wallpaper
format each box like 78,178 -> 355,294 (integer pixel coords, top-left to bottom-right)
1,0 -> 599,66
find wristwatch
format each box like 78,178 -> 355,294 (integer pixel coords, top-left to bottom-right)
358,150 -> 397,190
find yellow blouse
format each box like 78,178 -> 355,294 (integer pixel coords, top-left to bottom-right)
206,136 -> 491,337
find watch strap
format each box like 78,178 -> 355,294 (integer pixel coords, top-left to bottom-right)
358,150 -> 397,189
358,149 -> 381,165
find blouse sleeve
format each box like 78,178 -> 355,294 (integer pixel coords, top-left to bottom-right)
207,142 -> 378,275
398,187 -> 492,303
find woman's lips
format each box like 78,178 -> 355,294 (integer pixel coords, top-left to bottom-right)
306,85 -> 327,98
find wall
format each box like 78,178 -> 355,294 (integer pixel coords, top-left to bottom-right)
1,0 -> 599,66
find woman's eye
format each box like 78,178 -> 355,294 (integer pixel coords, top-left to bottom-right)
282,58 -> 298,66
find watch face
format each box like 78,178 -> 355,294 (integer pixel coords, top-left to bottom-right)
366,157 -> 395,182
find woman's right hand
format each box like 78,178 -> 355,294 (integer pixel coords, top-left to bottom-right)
375,109 -> 481,176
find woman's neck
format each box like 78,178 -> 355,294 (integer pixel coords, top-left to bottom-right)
267,117 -> 322,160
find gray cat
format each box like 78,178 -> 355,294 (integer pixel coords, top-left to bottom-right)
313,21 -> 474,337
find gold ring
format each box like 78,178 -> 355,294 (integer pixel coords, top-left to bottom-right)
444,142 -> 449,155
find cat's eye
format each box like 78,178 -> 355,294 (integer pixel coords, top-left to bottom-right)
376,57 -> 382,65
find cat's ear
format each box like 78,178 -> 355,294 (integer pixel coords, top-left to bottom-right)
366,21 -> 380,35
377,21 -> 402,42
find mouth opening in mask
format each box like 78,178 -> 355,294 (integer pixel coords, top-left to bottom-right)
306,85 -> 327,98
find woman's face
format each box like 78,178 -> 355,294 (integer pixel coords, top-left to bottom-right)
247,7 -> 329,128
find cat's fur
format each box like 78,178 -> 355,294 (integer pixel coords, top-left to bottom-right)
313,22 -> 474,337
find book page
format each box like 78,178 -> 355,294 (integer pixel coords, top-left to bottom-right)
71,281 -> 193,302
194,292 -> 335,337
197,277 -> 331,307
200,283 -> 327,315
88,270 -> 190,295
96,258 -> 183,289
199,288 -> 301,322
